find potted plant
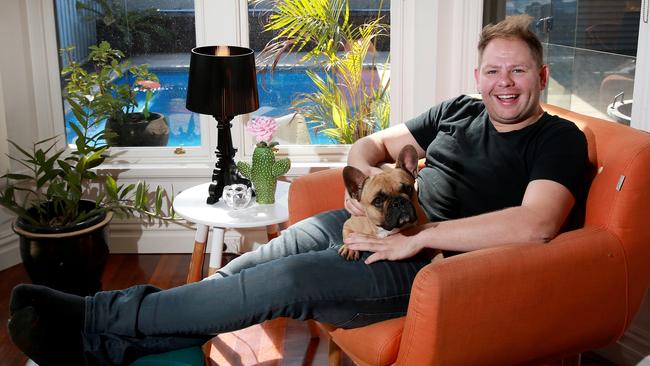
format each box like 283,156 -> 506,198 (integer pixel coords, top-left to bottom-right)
0,62 -> 175,296
61,41 -> 169,147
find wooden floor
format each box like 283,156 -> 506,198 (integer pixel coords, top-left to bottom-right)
0,254 -> 349,366
0,254 -> 618,366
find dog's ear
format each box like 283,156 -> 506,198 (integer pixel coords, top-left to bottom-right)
396,144 -> 419,179
342,166 -> 367,201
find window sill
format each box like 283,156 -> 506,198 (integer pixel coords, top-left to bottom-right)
99,155 -> 347,180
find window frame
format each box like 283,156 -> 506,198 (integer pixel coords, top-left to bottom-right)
31,0 -> 649,182
631,0 -> 650,132
478,0 -> 650,132
27,0 -> 416,172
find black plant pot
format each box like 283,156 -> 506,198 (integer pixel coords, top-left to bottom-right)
105,112 -> 170,147
13,201 -> 113,296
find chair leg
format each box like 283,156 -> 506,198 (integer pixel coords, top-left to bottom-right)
307,320 -> 321,339
306,320 -> 342,366
328,339 -> 342,366
202,341 -> 211,365
303,321 -> 322,366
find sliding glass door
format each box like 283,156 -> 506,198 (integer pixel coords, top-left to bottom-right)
485,0 -> 641,125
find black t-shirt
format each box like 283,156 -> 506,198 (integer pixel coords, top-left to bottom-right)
405,95 -> 588,234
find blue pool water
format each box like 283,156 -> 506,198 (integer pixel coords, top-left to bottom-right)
64,68 -> 335,146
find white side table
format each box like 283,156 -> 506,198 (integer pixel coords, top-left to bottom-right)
174,181 -> 290,282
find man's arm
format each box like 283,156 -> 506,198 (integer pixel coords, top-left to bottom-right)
347,124 -> 426,175
345,179 -> 576,263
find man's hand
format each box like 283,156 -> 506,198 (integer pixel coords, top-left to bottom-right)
344,191 -> 365,216
344,230 -> 423,264
343,166 -> 384,216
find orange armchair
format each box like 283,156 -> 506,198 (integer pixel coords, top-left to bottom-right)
287,104 -> 650,366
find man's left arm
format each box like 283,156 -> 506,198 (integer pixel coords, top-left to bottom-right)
344,179 -> 575,264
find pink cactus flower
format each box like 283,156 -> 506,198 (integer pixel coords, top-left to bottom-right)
247,116 -> 278,143
137,80 -> 161,90
136,80 -> 161,119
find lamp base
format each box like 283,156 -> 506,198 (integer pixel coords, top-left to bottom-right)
207,116 -> 251,204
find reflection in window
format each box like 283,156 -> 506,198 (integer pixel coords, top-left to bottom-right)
248,0 -> 391,145
54,0 -> 199,147
485,0 -> 641,125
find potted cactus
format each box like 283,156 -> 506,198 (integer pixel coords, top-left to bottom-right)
237,117 -> 290,204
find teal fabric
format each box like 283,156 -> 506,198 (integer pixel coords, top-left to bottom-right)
129,346 -> 204,366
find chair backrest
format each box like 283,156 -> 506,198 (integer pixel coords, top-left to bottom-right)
543,104 -> 650,324
288,167 -> 345,225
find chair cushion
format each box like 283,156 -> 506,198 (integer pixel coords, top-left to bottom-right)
129,346 -> 204,366
329,317 -> 405,366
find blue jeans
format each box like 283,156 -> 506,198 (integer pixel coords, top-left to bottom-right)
82,209 -> 430,365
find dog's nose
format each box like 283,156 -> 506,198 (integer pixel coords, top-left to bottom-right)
390,196 -> 408,208
382,196 -> 417,231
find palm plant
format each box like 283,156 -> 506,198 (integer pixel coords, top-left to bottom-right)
251,0 -> 390,144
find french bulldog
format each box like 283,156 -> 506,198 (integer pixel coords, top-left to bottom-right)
339,144 -> 426,260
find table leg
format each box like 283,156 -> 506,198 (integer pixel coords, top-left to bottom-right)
208,227 -> 225,277
187,224 -> 209,283
266,224 -> 280,241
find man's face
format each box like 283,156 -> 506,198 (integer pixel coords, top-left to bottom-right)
474,37 -> 548,131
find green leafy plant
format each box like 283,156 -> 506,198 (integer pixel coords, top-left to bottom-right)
0,48 -> 175,228
251,0 -> 390,143
60,41 -> 159,125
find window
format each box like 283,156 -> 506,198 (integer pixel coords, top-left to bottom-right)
30,0 -> 424,170
53,0 -> 392,155
246,0 -> 391,146
484,0 -> 642,126
54,0 -> 200,148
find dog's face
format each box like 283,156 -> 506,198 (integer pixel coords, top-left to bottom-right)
343,145 -> 419,231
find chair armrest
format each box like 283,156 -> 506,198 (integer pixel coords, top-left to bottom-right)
288,168 -> 345,224
397,227 -> 628,366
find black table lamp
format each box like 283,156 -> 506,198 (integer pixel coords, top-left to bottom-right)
186,45 -> 260,204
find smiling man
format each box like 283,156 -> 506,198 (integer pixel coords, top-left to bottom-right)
343,15 -> 587,262
8,15 -> 589,366
476,32 -> 548,131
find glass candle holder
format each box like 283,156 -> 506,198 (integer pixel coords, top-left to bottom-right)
221,184 -> 253,209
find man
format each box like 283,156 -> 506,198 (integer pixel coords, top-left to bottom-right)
8,14 -> 587,365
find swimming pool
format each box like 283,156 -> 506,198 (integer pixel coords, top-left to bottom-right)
64,68 -> 333,146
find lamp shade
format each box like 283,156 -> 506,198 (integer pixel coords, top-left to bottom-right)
186,45 -> 259,118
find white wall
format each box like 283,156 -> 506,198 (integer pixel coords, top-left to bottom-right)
0,1 -> 40,155
0,71 -> 9,173
0,0 -> 41,270
434,1 -> 483,102
0,67 -> 20,271
391,0 -> 481,123
631,0 -> 650,132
